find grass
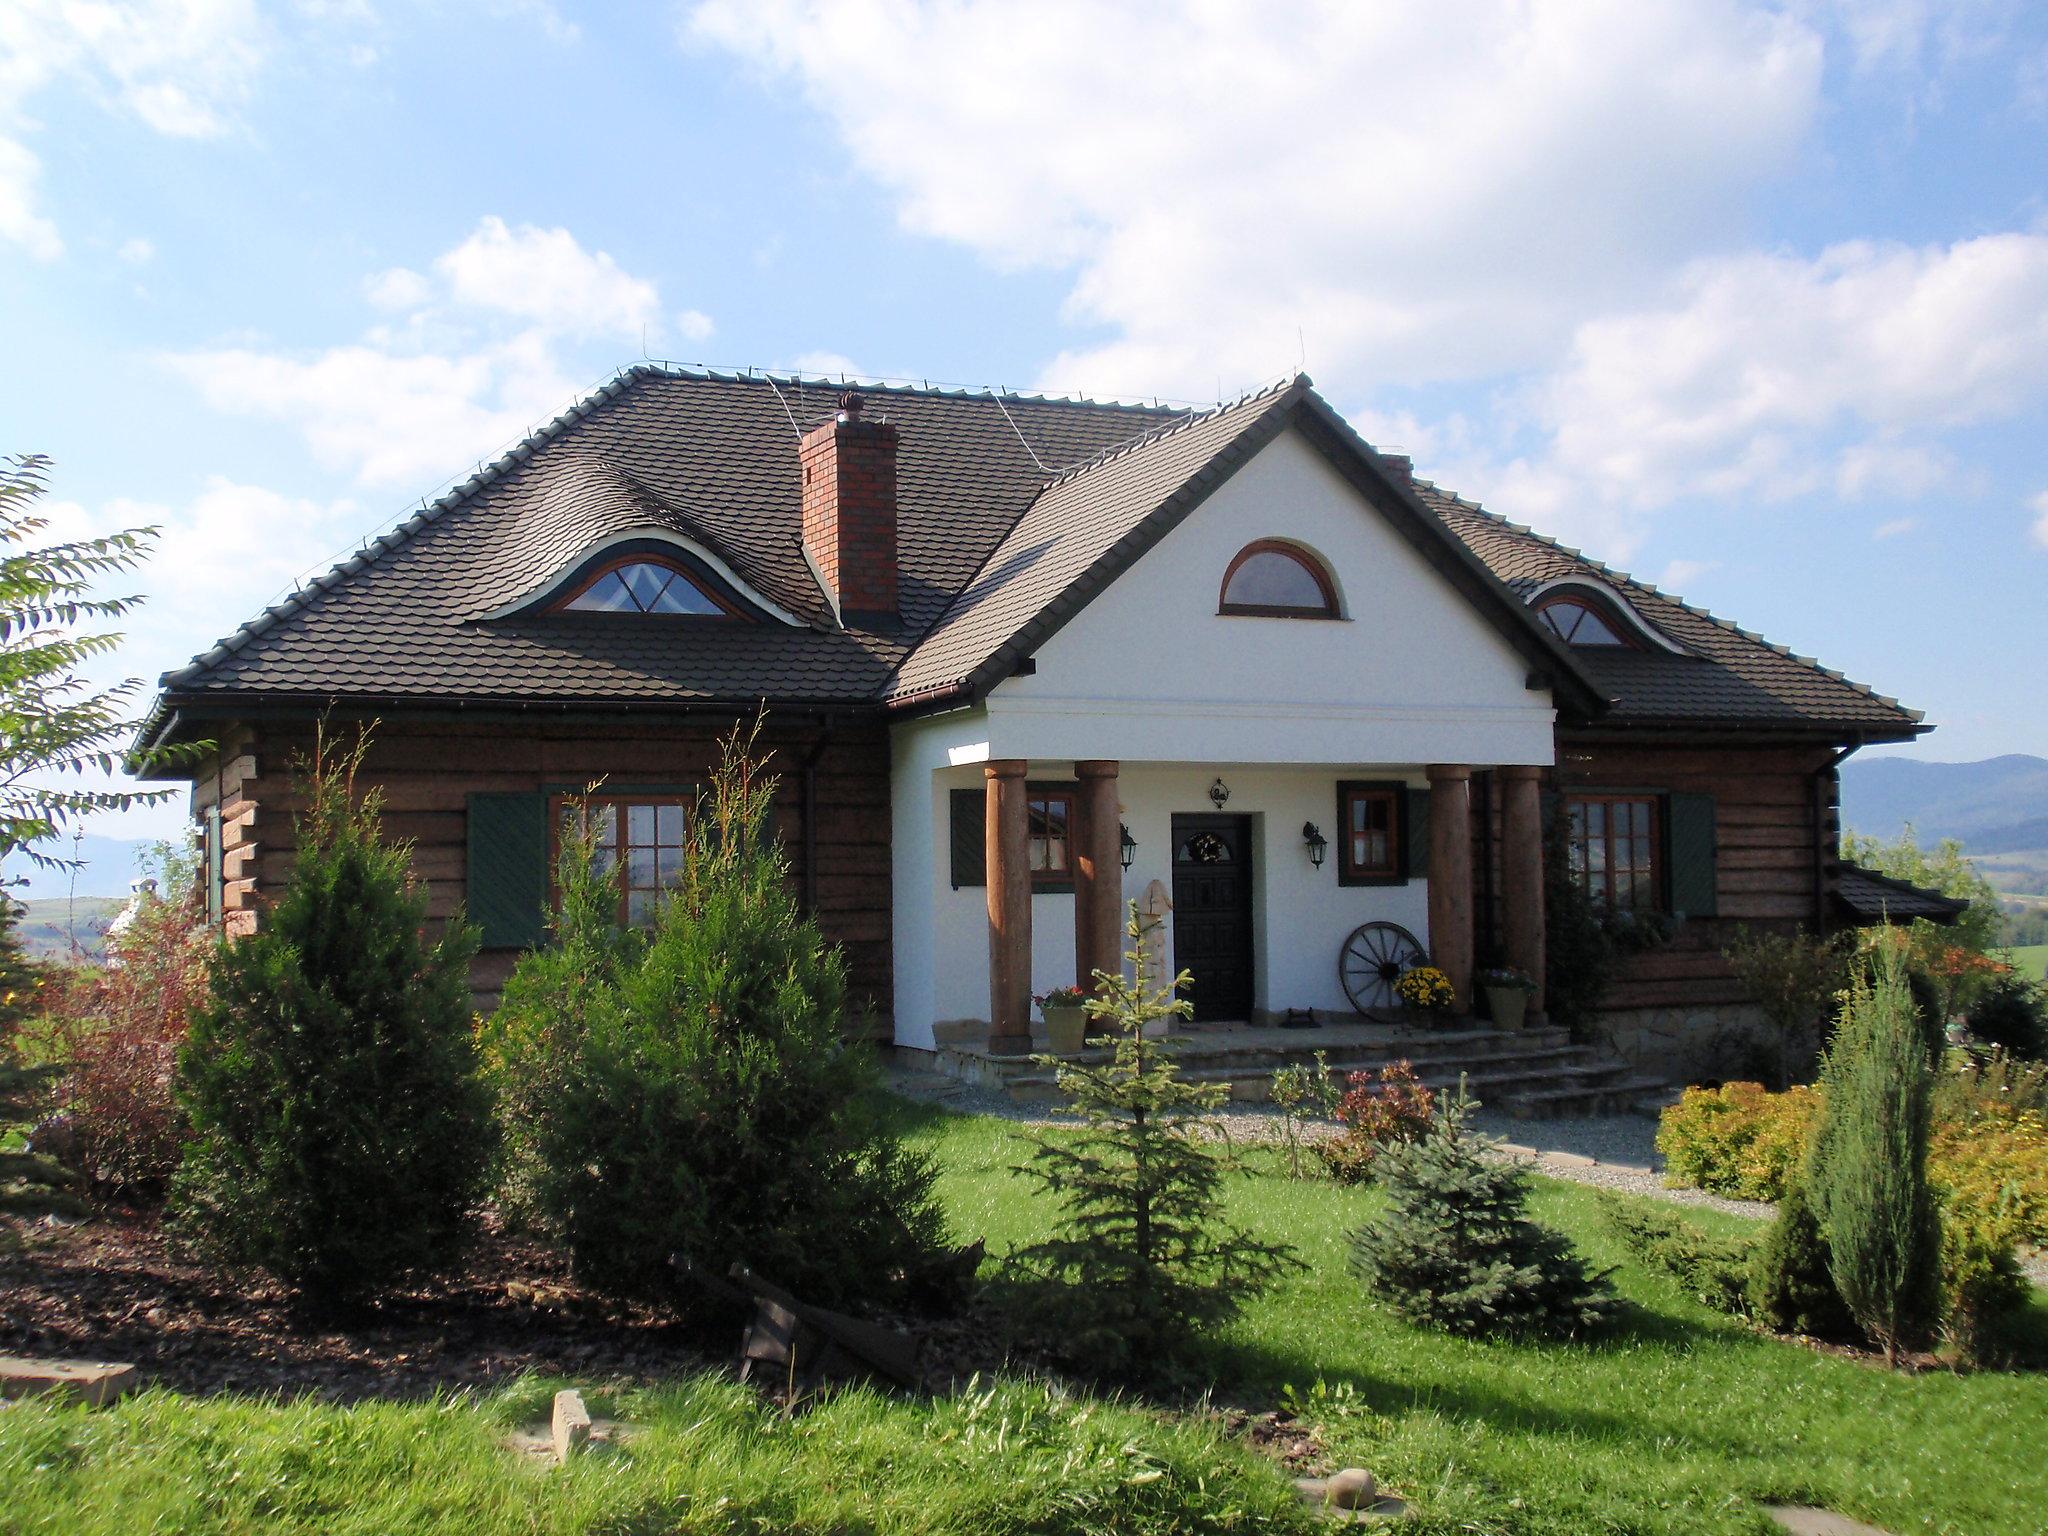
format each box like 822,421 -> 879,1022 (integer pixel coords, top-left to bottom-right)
3,1098 -> 2044,1535
2007,942 -> 2048,981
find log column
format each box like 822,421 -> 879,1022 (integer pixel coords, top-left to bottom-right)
1498,764 -> 1547,1020
985,760 -> 1034,1056
1073,761 -> 1124,998
1426,764 -> 1475,1014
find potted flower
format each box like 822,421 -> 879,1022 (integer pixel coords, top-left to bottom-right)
1393,964 -> 1457,1023
1035,985 -> 1090,1055
1476,965 -> 1536,1030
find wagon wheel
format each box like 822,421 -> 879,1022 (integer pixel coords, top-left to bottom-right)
1339,921 -> 1429,1020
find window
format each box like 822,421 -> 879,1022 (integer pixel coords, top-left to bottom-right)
1337,781 -> 1403,884
1028,789 -> 1074,885
1565,794 -> 1660,912
1535,594 -> 1634,648
1219,539 -> 1340,618
554,557 -> 736,616
554,794 -> 690,925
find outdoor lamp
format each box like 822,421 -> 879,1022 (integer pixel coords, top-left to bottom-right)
1302,821 -> 1328,869
1209,777 -> 1231,808
1120,822 -> 1138,870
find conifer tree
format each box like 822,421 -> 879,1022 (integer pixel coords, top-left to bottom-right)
1010,905 -> 1301,1373
172,729 -> 493,1302
1809,940 -> 1940,1363
1746,1176 -> 1856,1339
2,898 -> 83,1218
1350,1087 -> 1617,1337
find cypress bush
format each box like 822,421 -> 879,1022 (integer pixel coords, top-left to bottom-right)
172,730 -> 493,1302
1746,1177 -> 1857,1340
494,720 -> 947,1307
1808,941 -> 1941,1363
1351,1089 -> 1617,1338
1008,907 -> 1301,1374
1966,972 -> 2047,1061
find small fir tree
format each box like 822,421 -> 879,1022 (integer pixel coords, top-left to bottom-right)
1746,1177 -> 1857,1339
1350,1087 -> 1617,1337
1010,905 -> 1302,1373
1808,940 -> 1941,1363
498,719 -> 947,1305
171,729 -> 493,1302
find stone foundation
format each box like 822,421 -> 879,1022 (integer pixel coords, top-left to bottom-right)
1594,1001 -> 1769,1085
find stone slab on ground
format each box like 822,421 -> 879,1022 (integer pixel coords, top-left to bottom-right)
552,1389 -> 592,1462
0,1356 -> 137,1407
1293,1475 -> 1408,1522
1764,1506 -> 1898,1536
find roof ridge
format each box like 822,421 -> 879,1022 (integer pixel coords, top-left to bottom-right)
1032,373 -> 1303,490
1415,477 -> 1923,724
637,360 -> 1196,416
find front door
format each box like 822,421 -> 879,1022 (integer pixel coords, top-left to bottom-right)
1171,814 -> 1254,1022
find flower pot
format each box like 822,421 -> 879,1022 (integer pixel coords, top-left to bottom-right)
1485,985 -> 1528,1031
1043,1005 -> 1088,1055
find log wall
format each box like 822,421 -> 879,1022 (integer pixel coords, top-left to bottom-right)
182,712 -> 893,1026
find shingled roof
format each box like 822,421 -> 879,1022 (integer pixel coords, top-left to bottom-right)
142,364 -> 1923,752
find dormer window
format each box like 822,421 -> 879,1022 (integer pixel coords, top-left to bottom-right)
1219,539 -> 1340,618
1536,595 -> 1632,647
553,557 -> 738,617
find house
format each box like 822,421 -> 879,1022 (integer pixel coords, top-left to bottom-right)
137,369 -> 1927,1080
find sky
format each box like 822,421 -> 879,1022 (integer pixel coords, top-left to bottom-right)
4,0 -> 2047,855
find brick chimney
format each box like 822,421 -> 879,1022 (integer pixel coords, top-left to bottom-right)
799,390 -> 899,624
1377,450 -> 1413,488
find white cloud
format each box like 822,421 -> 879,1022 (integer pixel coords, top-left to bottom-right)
675,308 -> 715,343
1657,558 -> 1715,593
434,215 -> 661,342
0,136 -> 62,260
786,350 -> 860,379
363,265 -> 430,310
1836,440 -> 1950,500
116,234 -> 154,264
1873,516 -> 1918,540
686,0 -> 1824,399
2032,491 -> 2048,552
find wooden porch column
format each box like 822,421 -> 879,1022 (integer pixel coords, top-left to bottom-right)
1426,764 -> 1475,1014
1498,764 -> 1547,1019
1073,761 -> 1123,998
985,760 -> 1033,1056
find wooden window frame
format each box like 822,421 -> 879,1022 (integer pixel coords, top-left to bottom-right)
1336,779 -> 1405,886
547,553 -> 747,619
1564,792 -> 1663,913
1026,784 -> 1078,891
1218,538 -> 1341,619
1534,591 -> 1644,650
548,791 -> 694,927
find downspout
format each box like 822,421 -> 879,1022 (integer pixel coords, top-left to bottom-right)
1813,739 -> 1862,934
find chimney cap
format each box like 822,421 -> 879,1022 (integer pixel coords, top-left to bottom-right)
837,389 -> 864,422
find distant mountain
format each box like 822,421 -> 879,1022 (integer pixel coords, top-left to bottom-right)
1841,754 -> 2048,854
11,896 -> 121,961
0,834 -> 156,902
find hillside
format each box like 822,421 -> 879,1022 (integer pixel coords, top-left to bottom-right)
10,896 -> 122,962
1842,752 -> 2048,899
0,835 -> 154,901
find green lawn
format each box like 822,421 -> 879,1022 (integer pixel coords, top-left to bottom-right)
2008,943 -> 2048,981
2,1099 -> 2043,1536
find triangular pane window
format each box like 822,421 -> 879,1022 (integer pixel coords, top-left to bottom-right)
560,559 -> 731,616
1539,598 -> 1627,647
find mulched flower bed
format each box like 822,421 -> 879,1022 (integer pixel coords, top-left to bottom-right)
0,1210 -> 709,1404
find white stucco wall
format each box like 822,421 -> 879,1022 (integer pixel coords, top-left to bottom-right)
886,422 -> 1556,1047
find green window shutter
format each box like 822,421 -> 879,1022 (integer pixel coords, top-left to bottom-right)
202,805 -> 223,925
1666,791 -> 1718,918
949,787 -> 985,889
467,791 -> 550,948
1402,786 -> 1430,882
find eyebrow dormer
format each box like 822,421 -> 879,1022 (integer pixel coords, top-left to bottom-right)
1527,578 -> 1684,653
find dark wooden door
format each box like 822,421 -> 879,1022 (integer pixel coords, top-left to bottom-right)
1171,814 -> 1253,1022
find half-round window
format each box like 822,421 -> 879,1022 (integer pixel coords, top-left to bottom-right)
1218,540 -> 1340,618
554,557 -> 736,616
1535,595 -> 1634,648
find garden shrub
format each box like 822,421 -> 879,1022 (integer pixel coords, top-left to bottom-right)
1598,1194 -> 1754,1317
1966,971 -> 2047,1060
1656,1081 -> 1821,1202
2,903 -> 81,1219
172,730 -> 494,1302
1746,1178 -> 1856,1340
1313,1060 -> 1434,1184
1011,906 -> 1301,1374
41,848 -> 210,1192
499,721 -> 948,1307
1809,941 -> 1940,1363
1937,1191 -> 2031,1365
1350,1090 -> 1618,1338
1722,925 -> 1853,1089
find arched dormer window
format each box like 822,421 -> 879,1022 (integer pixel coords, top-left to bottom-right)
1219,539 -> 1340,618
1529,580 -> 1685,652
551,555 -> 742,617
1535,594 -> 1633,647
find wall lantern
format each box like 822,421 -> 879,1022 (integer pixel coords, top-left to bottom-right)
1119,822 -> 1138,871
1302,821 -> 1328,870
1208,777 -> 1231,808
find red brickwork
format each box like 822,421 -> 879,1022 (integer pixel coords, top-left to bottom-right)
799,401 -> 899,620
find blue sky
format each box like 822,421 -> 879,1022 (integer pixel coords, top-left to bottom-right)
4,0 -> 2046,853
